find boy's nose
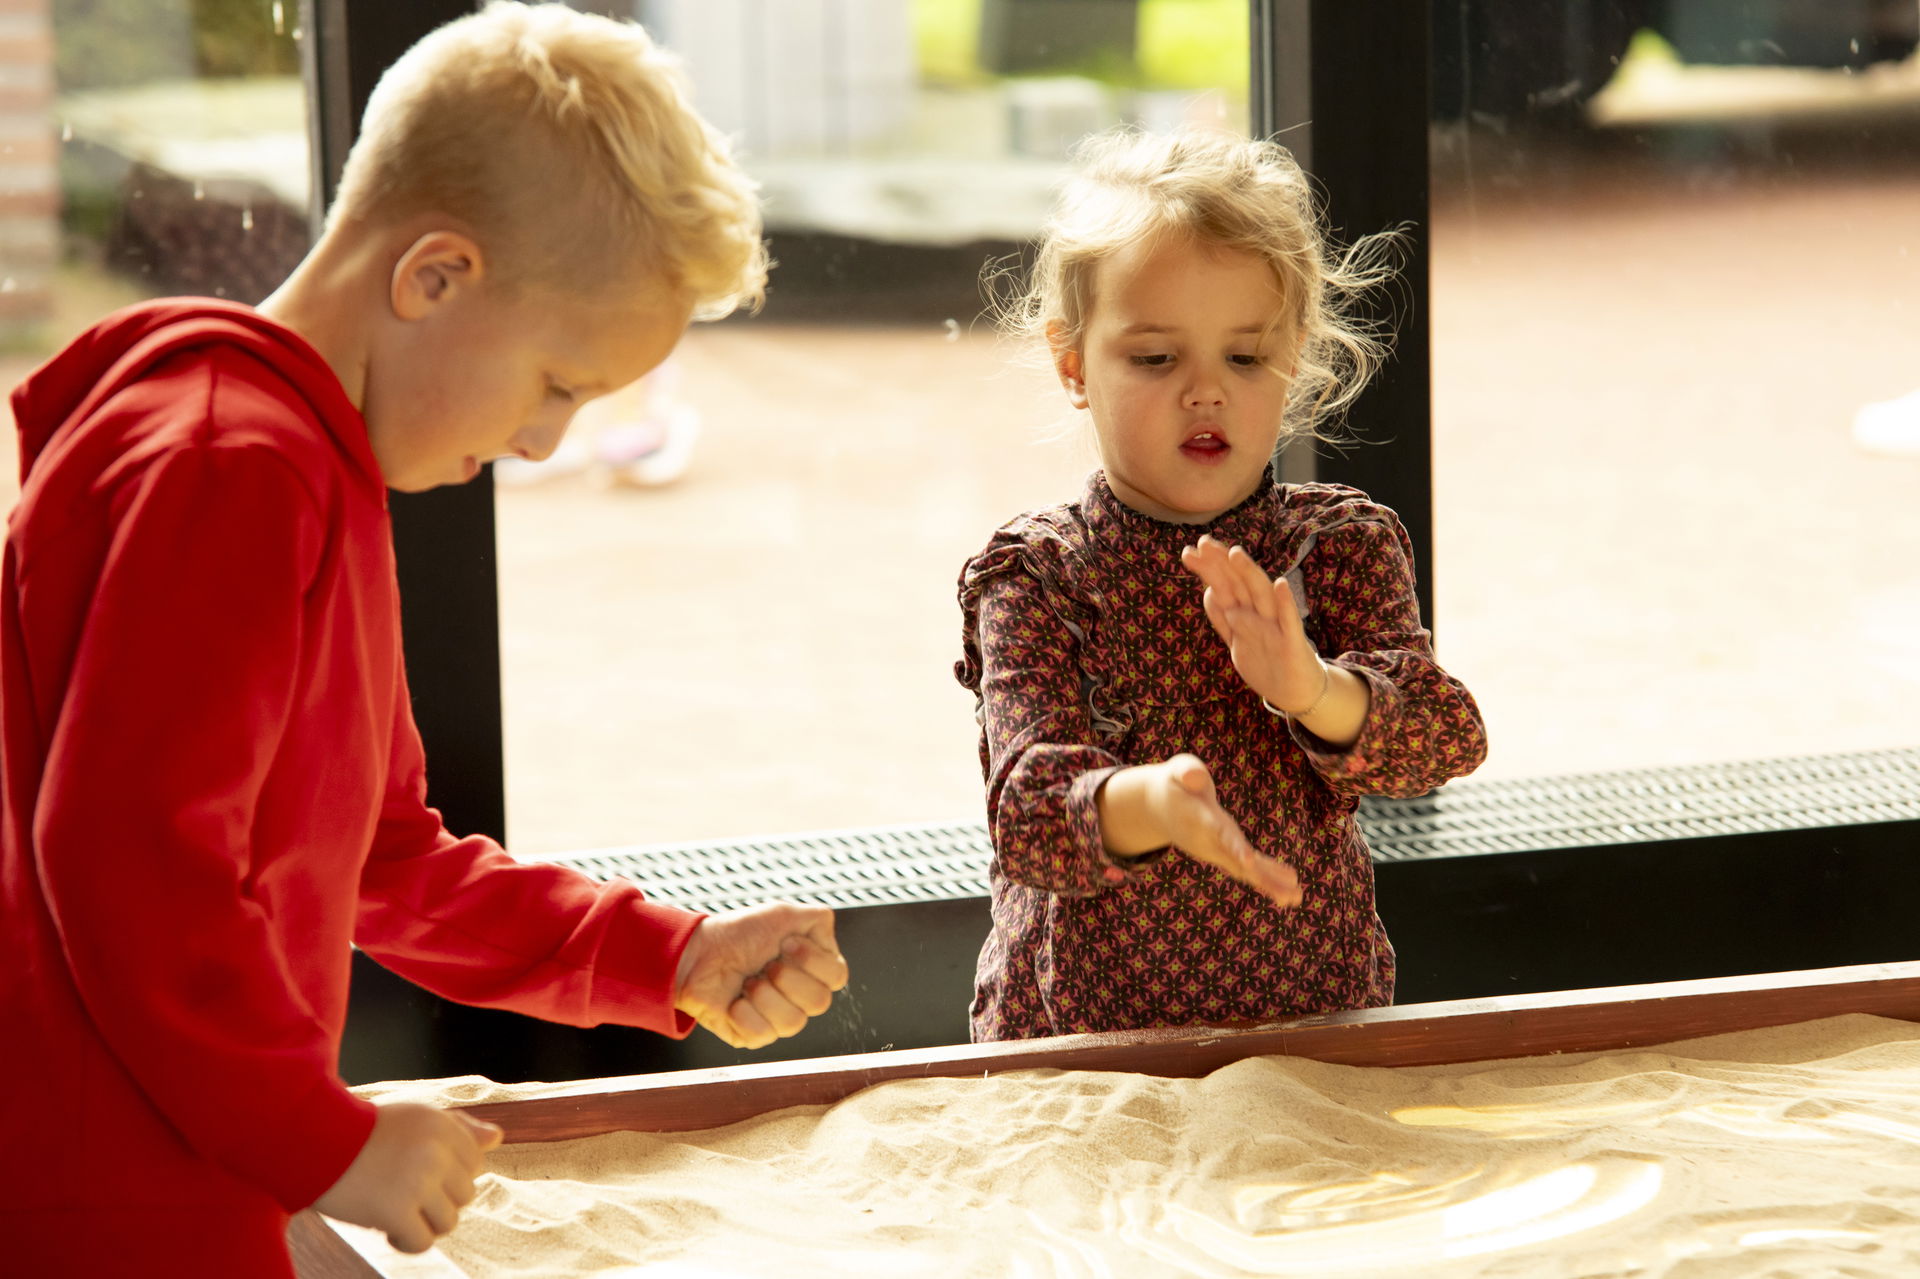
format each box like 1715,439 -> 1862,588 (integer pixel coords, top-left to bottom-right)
514,422 -> 569,463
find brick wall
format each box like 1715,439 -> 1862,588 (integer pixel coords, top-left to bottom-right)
0,0 -> 54,340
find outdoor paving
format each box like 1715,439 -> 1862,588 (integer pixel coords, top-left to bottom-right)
5,132 -> 1917,858
491,134 -> 1920,853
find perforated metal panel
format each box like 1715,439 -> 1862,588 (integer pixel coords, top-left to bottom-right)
536,747 -> 1920,914
1358,747 -> 1920,862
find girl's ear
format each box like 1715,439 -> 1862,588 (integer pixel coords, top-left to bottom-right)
391,231 -> 486,321
1046,320 -> 1090,410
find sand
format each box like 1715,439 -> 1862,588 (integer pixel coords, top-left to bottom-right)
332,1015 -> 1920,1277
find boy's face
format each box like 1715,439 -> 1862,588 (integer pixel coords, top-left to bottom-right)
366,245 -> 693,492
1056,237 -> 1294,525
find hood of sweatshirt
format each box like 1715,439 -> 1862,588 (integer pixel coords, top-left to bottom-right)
9,297 -> 379,492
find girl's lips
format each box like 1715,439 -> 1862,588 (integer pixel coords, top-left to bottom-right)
1180,431 -> 1229,461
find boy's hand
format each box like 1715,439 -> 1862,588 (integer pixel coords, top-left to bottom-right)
1179,535 -> 1326,713
1151,754 -> 1303,908
675,904 -> 850,1049
314,1102 -> 502,1254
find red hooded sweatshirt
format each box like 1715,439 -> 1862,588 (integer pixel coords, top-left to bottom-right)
0,300 -> 704,1276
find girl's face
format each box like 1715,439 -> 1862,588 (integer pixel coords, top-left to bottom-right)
1055,236 -> 1294,524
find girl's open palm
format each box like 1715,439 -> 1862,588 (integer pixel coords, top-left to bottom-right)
1154,754 -> 1302,908
1179,535 -> 1325,713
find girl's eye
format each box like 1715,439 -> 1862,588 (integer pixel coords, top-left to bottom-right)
547,383 -> 576,403
1129,354 -> 1172,368
1229,354 -> 1263,368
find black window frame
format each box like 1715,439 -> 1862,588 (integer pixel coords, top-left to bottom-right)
302,0 -> 1436,847
302,1 -> 1906,944
308,2 -> 1920,1089
303,0 -> 509,844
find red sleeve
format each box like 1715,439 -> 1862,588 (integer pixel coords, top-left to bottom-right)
1291,509 -> 1489,796
972,568 -> 1140,896
32,445 -> 376,1212
352,662 -> 705,1038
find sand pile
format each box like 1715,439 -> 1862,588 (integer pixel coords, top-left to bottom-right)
335,1014 -> 1920,1277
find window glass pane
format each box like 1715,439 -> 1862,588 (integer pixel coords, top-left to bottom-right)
0,0 -> 310,514
1430,2 -> 1920,779
499,0 -> 1249,851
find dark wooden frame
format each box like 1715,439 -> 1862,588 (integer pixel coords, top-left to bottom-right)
293,959 -> 1920,1278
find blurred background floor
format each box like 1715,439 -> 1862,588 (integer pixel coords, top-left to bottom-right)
6,21 -> 1919,857
488,127 -> 1920,852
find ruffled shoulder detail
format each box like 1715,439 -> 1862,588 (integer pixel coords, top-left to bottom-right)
954,501 -> 1101,695
1271,482 -> 1407,572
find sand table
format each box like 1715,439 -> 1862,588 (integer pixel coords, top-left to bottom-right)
334,1014 -> 1920,1277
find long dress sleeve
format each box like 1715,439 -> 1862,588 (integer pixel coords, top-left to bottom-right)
1290,504 -> 1488,796
27,445 -> 376,1212
967,563 -> 1143,896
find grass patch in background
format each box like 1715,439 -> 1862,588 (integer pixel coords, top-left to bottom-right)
915,0 -> 1247,90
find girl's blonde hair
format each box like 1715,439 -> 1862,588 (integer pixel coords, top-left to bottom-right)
329,1 -> 765,319
995,127 -> 1400,441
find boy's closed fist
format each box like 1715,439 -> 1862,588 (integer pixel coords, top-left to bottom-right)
315,1102 -> 503,1254
674,904 -> 850,1049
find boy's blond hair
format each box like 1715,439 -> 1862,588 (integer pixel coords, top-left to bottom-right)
995,127 -> 1399,441
330,0 -> 765,319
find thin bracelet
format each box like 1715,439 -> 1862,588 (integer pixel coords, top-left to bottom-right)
1263,661 -> 1332,720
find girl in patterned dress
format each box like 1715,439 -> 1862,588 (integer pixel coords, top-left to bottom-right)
955,128 -> 1488,1042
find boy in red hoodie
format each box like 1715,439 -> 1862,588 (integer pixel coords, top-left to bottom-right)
0,4 -> 849,1274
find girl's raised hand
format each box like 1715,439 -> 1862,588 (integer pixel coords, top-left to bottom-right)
1179,535 -> 1326,714
1151,754 -> 1303,908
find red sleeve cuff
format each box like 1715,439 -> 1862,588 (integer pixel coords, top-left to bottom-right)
269,1079 -> 380,1212
588,896 -> 707,1038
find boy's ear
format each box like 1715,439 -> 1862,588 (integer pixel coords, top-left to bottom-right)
1046,320 -> 1089,410
391,231 -> 486,321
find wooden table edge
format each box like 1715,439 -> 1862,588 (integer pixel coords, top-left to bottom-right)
293,958 -> 1920,1278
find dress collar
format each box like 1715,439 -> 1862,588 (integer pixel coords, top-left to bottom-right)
1080,469 -> 1280,571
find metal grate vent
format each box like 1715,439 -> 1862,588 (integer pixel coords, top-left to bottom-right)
1358,747 -> 1920,862
535,747 -> 1920,914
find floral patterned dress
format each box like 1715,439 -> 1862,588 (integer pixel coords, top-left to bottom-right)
955,472 -> 1488,1041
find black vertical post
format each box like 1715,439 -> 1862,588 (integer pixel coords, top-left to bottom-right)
300,0 -> 506,846
1251,0 -> 1434,631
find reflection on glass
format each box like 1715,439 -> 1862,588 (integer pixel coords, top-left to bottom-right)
1430,4 -> 1920,781
0,1 -> 309,514
499,0 -> 1250,852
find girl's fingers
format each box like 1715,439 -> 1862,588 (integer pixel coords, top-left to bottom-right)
1250,857 -> 1303,908
1199,586 -> 1235,644
1269,576 -> 1308,641
1167,753 -> 1212,797
1186,538 -> 1246,611
1225,545 -> 1279,621
1217,827 -> 1301,906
